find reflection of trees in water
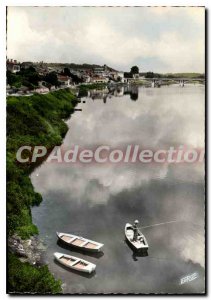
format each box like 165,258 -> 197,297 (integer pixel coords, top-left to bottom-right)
78,89 -> 88,98
81,85 -> 139,102
124,85 -> 139,101
130,92 -> 138,101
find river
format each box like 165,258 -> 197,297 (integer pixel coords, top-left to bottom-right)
31,84 -> 205,294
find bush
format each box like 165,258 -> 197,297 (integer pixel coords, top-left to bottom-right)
79,83 -> 107,92
8,253 -> 62,294
16,224 -> 39,239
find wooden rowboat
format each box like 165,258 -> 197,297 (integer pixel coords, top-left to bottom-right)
56,232 -> 104,252
54,252 -> 96,273
125,223 -> 148,251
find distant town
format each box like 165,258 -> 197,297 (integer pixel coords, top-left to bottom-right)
6,59 -> 205,96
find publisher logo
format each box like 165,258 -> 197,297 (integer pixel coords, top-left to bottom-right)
180,272 -> 199,285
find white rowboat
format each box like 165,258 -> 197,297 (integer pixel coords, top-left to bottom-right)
57,232 -> 104,252
54,252 -> 96,273
125,223 -> 148,251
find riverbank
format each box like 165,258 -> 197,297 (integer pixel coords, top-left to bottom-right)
7,88 -> 78,293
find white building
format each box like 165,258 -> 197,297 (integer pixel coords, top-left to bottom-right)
117,72 -> 124,82
92,76 -> 108,83
35,86 -> 49,94
58,75 -> 72,87
83,75 -> 91,83
7,59 -> 21,73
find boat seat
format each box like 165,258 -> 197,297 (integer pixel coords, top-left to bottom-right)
82,241 -> 98,249
80,240 -> 89,247
62,235 -> 77,243
61,256 -> 76,266
68,237 -> 77,243
71,259 -> 80,266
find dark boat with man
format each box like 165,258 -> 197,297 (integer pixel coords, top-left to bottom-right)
125,220 -> 148,251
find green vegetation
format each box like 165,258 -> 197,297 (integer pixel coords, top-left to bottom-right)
141,71 -> 205,79
79,83 -> 107,97
130,65 -> 139,74
7,67 -> 40,89
144,72 -> 162,78
79,83 -> 107,91
8,253 -> 62,294
46,62 -> 103,70
63,68 -> 83,84
165,72 -> 205,79
7,88 -> 77,293
7,88 -> 77,235
7,67 -> 63,90
43,71 -> 61,88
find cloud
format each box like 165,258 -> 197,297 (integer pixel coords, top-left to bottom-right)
7,7 -> 205,72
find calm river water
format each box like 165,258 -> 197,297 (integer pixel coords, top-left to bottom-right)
31,84 -> 205,294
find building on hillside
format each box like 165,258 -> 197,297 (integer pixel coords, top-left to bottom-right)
34,86 -> 49,94
123,72 -> 140,83
69,69 -> 82,78
133,73 -> 140,80
83,75 -> 91,83
94,65 -> 113,78
58,75 -> 72,87
38,81 -> 47,87
123,72 -> 133,83
7,59 -> 21,73
21,61 -> 34,69
94,67 -> 106,76
107,70 -> 123,82
13,86 -> 31,96
91,76 -> 108,83
37,68 -> 49,76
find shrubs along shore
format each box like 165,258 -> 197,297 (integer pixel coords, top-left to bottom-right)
7,89 -> 78,293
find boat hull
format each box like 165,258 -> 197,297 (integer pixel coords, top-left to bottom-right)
57,232 -> 104,253
54,252 -> 96,274
125,223 -> 149,251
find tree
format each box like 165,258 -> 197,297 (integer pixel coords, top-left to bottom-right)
63,67 -> 71,77
130,66 -> 139,74
62,68 -> 83,84
44,72 -> 59,87
145,72 -> 154,78
7,67 -> 40,89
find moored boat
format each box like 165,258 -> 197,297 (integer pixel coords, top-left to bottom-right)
125,223 -> 148,251
54,252 -> 96,273
56,232 -> 104,252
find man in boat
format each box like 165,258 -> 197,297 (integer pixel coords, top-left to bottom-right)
133,220 -> 139,241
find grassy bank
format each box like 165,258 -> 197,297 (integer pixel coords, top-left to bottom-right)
7,88 -> 78,293
8,253 -> 62,294
79,83 -> 107,91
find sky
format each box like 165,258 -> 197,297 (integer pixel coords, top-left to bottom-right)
7,6 -> 205,73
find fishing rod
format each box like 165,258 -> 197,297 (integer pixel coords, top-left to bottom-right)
139,220 -> 203,230
139,220 -> 180,230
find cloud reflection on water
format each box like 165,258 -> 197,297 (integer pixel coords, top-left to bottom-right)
31,85 -> 205,293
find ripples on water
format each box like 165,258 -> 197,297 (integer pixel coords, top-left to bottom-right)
31,85 -> 205,294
